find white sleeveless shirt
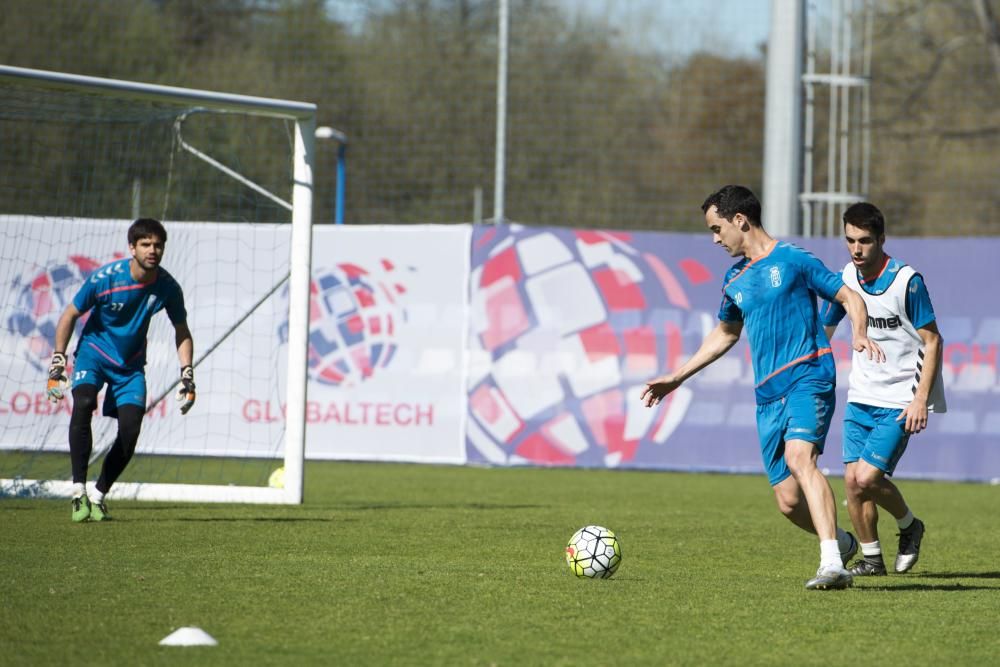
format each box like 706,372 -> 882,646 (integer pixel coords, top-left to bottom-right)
842,262 -> 947,412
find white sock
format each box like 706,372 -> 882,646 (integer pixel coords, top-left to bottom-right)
836,527 -> 854,553
820,539 -> 841,569
896,510 -> 914,531
861,540 -> 882,557
90,489 -> 105,504
71,483 -> 86,498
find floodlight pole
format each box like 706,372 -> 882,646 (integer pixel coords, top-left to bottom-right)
493,0 -> 509,224
763,0 -> 805,236
316,125 -> 348,225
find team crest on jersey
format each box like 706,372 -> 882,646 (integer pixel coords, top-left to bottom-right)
769,266 -> 782,288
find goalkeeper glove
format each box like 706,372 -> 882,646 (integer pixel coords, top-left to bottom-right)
47,352 -> 68,403
176,365 -> 196,415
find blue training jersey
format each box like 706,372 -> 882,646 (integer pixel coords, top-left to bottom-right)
718,240 -> 843,404
72,258 -> 187,369
819,256 -> 936,330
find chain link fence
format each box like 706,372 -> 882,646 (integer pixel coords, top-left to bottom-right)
1,0 -> 999,234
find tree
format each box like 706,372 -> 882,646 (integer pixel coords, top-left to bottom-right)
870,0 -> 1000,234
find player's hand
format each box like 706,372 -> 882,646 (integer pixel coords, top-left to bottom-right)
852,336 -> 885,363
641,374 -> 683,407
176,365 -> 196,415
47,352 -> 68,403
897,397 -> 929,434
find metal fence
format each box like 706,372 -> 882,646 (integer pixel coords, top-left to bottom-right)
1,0 -> 999,235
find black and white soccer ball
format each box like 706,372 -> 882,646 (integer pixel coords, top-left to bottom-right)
565,525 -> 622,578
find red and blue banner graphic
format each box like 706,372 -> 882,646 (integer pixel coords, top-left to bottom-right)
278,260 -> 407,387
6,255 -> 111,372
466,224 -> 1000,483
466,225 -> 716,468
2,217 -> 998,481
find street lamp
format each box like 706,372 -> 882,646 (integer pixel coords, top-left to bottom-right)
315,125 -> 348,224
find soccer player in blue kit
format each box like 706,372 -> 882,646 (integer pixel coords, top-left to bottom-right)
821,203 -> 944,576
46,218 -> 196,522
641,185 -> 884,590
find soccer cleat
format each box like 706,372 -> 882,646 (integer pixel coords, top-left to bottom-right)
848,556 -> 887,576
895,518 -> 925,573
90,500 -> 112,522
805,565 -> 854,590
71,495 -> 91,523
841,531 -> 859,567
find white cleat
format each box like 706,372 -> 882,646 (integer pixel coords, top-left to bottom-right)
805,565 -> 854,590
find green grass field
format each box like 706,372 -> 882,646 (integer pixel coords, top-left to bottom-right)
2,462 -> 998,666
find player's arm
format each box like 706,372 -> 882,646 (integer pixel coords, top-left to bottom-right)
174,321 -> 193,368
898,321 -> 943,434
173,321 -> 196,415
46,303 -> 83,402
53,302 -> 82,357
833,285 -> 884,362
641,319 -> 742,407
819,299 -> 846,343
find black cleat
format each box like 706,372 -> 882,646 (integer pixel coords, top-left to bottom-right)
848,556 -> 887,576
895,518 -> 925,573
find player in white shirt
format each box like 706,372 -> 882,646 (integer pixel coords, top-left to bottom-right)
821,203 -> 945,575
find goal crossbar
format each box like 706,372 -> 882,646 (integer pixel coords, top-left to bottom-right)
0,65 -> 315,120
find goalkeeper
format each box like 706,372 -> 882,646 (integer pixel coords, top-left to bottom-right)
47,218 -> 196,522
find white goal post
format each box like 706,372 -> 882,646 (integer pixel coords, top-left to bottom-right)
0,65 -> 315,505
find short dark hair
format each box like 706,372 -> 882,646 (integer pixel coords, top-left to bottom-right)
701,185 -> 762,227
128,218 -> 167,246
842,202 -> 884,237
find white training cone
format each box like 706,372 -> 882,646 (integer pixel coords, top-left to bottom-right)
159,627 -> 218,646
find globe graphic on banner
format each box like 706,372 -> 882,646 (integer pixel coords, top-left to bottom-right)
467,226 -> 709,467
279,261 -> 408,387
6,256 -> 103,371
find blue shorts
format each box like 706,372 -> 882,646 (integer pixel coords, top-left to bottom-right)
842,402 -> 909,475
72,342 -> 147,418
756,380 -> 836,486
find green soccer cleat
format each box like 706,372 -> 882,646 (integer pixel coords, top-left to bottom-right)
71,495 -> 91,523
90,500 -> 111,522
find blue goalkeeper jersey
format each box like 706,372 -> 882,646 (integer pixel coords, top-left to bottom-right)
72,258 -> 187,369
718,240 -> 844,404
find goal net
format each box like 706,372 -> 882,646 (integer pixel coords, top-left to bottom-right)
0,66 -> 314,504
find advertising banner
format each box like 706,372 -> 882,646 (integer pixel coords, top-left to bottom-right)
3,217 -> 997,481
0,216 -> 294,460
1,218 -> 470,465
465,225 -> 1000,482
290,225 -> 470,463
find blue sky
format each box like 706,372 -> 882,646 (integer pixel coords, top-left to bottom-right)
563,0 -> 771,59
327,1 -> 772,59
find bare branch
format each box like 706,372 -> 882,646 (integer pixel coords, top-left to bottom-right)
972,0 -> 1000,90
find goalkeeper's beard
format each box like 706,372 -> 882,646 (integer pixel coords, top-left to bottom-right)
132,256 -> 160,276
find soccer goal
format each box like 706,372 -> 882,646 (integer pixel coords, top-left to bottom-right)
0,65 -> 315,504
